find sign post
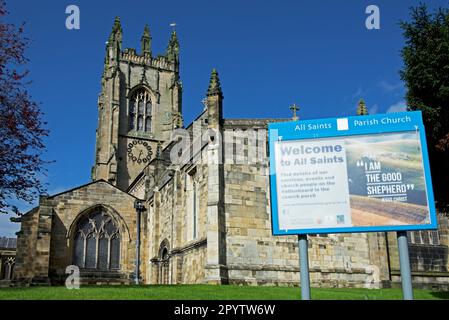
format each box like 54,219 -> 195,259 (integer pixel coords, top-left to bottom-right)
268,111 -> 437,300
298,234 -> 311,300
397,231 -> 414,300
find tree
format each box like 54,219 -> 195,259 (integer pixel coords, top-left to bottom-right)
0,1 -> 49,215
400,4 -> 449,210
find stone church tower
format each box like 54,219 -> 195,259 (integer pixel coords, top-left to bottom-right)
12,19 -> 186,285
92,17 -> 183,190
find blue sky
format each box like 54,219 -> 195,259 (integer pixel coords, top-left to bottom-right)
1,0 -> 447,236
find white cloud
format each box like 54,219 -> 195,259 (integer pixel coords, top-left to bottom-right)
378,81 -> 403,92
351,85 -> 371,99
369,104 -> 379,114
387,101 -> 407,113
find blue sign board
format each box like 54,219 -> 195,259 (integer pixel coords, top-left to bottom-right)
268,111 -> 437,235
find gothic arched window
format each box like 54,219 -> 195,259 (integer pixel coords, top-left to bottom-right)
186,170 -> 199,241
72,210 -> 121,271
1,257 -> 15,280
193,181 -> 198,238
129,88 -> 152,133
158,242 -> 170,284
128,101 -> 135,130
145,100 -> 152,132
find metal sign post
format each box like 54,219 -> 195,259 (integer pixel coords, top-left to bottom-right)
397,231 -> 414,300
134,200 -> 145,285
298,234 -> 311,300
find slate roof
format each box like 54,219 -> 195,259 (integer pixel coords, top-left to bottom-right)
0,237 -> 17,249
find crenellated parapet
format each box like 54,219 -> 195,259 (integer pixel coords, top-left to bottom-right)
102,18 -> 180,77
121,50 -> 177,72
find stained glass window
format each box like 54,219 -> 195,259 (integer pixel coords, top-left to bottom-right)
72,210 -> 120,270
129,101 -> 136,130
145,116 -> 151,132
98,236 -> 109,270
110,235 -> 121,270
73,232 -> 84,268
129,88 -> 152,132
146,100 -> 152,115
138,115 -> 144,131
1,257 -> 15,280
138,101 -> 144,115
85,235 -> 96,269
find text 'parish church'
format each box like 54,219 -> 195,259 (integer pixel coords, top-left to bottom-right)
11,18 -> 449,288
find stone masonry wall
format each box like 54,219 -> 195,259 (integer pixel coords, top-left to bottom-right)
146,148 -> 209,284
15,181 -> 140,285
14,208 -> 39,282
47,181 -> 138,283
222,126 -> 386,288
388,214 -> 449,290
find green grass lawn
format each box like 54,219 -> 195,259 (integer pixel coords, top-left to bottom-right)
0,285 -> 448,300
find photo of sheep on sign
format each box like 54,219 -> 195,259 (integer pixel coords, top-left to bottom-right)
345,131 -> 429,227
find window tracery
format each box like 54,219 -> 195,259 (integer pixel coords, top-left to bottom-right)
72,210 -> 120,270
128,88 -> 153,133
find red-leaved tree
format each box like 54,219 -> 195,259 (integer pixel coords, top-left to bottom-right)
0,1 -> 49,215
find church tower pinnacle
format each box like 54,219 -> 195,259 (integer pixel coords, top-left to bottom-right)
105,16 -> 122,66
357,98 -> 369,115
207,69 -> 223,98
166,30 -> 180,62
141,24 -> 151,56
109,16 -> 122,42
206,69 -> 223,127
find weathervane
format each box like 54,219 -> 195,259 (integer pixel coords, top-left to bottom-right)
289,103 -> 300,121
170,22 -> 177,31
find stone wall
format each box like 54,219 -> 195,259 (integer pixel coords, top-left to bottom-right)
146,146 -> 209,284
14,202 -> 52,284
224,162 -> 300,286
223,164 -> 386,287
14,180 -> 139,285
221,124 -> 390,288
173,241 -> 207,284
388,214 -> 449,290
14,208 -> 39,282
307,233 -> 389,288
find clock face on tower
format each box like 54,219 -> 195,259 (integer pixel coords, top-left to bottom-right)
127,140 -> 153,164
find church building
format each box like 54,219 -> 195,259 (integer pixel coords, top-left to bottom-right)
12,18 -> 449,289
